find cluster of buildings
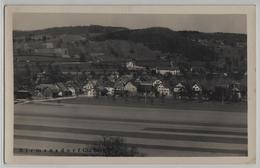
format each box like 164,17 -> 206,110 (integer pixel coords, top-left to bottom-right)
13,33 -> 246,102
15,60 -> 244,102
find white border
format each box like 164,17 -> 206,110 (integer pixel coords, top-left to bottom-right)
0,0 -> 259,168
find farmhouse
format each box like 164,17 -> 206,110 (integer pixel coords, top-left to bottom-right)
192,83 -> 202,93
156,67 -> 181,76
124,81 -> 137,95
156,84 -> 171,96
83,81 -> 97,97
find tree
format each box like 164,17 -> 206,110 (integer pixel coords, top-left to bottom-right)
90,71 -> 96,79
57,39 -> 63,48
36,62 -> 43,72
42,35 -> 47,42
79,52 -> 86,62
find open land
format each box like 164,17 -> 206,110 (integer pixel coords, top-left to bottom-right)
14,98 -> 247,156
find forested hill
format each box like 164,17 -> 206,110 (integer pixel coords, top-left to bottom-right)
13,25 -> 247,71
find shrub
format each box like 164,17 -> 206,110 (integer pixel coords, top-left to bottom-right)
90,136 -> 141,156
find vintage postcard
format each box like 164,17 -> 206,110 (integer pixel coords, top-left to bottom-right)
4,5 -> 256,164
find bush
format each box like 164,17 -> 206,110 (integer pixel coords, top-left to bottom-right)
90,136 -> 141,156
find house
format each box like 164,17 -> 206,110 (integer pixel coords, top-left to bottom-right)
85,88 -> 96,97
126,61 -> 135,69
173,83 -> 185,93
83,81 -> 97,97
230,81 -> 240,90
192,84 -> 202,93
114,81 -> 126,96
229,82 -> 241,101
104,87 -> 115,96
152,79 -> 162,87
114,74 -> 133,89
173,83 -> 186,99
67,86 -> 76,96
35,72 -> 47,84
83,81 -> 95,90
66,81 -> 81,95
35,84 -> 60,98
231,87 -> 241,101
126,61 -> 145,70
56,82 -> 71,96
156,67 -> 181,76
124,82 -> 137,96
156,84 -> 171,96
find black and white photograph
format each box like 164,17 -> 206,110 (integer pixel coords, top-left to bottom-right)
4,5 -> 256,163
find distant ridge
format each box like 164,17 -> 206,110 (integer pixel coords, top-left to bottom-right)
13,25 -> 246,67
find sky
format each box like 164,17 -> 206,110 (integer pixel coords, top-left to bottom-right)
13,13 -> 246,34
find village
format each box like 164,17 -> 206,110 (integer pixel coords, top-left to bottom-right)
12,22 -> 248,157
14,59 -> 246,104
13,29 -> 247,105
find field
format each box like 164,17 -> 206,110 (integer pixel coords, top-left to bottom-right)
50,96 -> 247,113
14,98 -> 247,156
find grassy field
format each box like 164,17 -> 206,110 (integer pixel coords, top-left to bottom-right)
14,101 -> 247,156
49,96 -> 247,113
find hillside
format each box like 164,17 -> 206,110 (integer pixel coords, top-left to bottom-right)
13,25 -> 247,72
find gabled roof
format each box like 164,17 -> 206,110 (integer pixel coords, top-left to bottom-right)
56,82 -> 69,92
192,83 -> 201,88
124,81 -> 137,88
36,84 -> 60,92
175,83 -> 185,88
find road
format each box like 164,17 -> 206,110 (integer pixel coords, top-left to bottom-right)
14,102 -> 247,156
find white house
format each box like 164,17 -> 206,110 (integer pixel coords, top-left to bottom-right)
83,82 -> 96,97
157,84 -> 170,96
86,89 -> 96,97
156,68 -> 181,76
126,61 -> 135,69
105,87 -> 114,96
192,84 -> 202,93
152,79 -> 162,87
124,82 -> 137,95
